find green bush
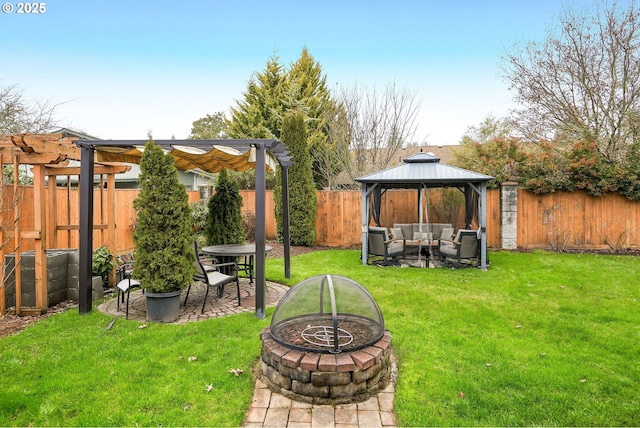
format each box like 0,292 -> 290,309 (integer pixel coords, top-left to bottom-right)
190,200 -> 208,231
206,169 -> 246,245
519,142 -> 574,194
618,141 -> 640,200
274,110 -> 317,246
92,245 -> 119,286
242,210 -> 256,242
132,140 -> 195,293
566,141 -> 621,196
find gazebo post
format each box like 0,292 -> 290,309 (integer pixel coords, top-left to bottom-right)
281,164 -> 291,279
360,183 -> 378,265
78,144 -> 94,314
254,143 -> 266,319
479,183 -> 488,270
361,183 -> 368,265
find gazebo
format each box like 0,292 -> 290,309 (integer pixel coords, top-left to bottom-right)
75,139 -> 292,319
355,152 -> 493,269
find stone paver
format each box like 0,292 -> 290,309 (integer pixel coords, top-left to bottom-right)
311,406 -> 335,427
264,408 -> 290,427
334,408 -> 358,425
357,410 -> 382,427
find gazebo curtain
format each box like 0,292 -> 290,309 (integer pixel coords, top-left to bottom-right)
464,185 -> 479,229
369,186 -> 382,226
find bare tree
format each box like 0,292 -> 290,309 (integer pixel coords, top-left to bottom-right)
0,84 -> 59,134
502,1 -> 640,161
325,82 -> 421,187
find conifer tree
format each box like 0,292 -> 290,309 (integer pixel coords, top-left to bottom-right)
132,140 -> 195,293
226,49 -> 340,189
206,168 -> 246,245
228,54 -> 285,140
286,47 -> 337,188
275,110 -> 317,246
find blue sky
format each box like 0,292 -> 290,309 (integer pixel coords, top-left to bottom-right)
1,0 -> 568,145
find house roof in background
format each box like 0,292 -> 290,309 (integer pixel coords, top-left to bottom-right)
396,144 -> 458,165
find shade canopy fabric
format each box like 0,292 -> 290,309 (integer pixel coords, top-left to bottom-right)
95,144 -> 278,173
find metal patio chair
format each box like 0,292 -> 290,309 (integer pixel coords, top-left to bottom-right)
367,226 -> 406,265
439,229 -> 480,267
184,241 -> 240,313
115,261 -> 141,319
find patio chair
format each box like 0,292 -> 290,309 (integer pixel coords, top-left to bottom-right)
184,241 -> 240,313
439,229 -> 480,267
367,226 -> 406,265
115,261 -> 141,320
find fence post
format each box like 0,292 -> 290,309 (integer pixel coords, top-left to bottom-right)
501,182 -> 518,250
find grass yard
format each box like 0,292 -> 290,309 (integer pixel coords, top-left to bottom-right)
1,249 -> 639,426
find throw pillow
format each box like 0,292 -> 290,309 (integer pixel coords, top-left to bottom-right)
389,227 -> 403,240
412,231 -> 432,242
440,227 -> 455,240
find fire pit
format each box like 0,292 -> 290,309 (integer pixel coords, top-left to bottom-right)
260,274 -> 393,404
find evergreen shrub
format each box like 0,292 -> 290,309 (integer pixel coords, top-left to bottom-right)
206,169 -> 246,245
132,140 -> 195,293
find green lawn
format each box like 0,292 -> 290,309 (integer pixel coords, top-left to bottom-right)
1,250 -> 639,426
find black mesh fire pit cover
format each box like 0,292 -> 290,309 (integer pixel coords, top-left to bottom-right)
269,274 -> 384,353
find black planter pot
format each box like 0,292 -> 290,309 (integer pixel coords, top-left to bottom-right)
145,289 -> 182,323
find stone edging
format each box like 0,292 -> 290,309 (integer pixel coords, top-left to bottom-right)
259,327 -> 393,405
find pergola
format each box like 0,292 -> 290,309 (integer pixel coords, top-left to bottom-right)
1,134 -> 131,315
355,152 -> 493,269
75,139 -> 292,319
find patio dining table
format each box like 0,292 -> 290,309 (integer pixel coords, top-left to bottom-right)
201,243 -> 273,283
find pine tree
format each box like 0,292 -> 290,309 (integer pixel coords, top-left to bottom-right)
286,48 -> 336,188
228,54 -> 285,139
206,169 -> 246,245
132,140 -> 195,293
275,110 -> 317,246
226,48 -> 341,189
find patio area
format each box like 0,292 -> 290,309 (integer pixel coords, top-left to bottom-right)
97,278 -> 289,323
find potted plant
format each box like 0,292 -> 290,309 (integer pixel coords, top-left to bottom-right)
92,245 -> 120,287
132,140 -> 195,323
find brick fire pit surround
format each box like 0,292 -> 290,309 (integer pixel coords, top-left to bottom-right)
260,327 -> 393,405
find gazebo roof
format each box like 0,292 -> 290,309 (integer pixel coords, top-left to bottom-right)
355,152 -> 492,188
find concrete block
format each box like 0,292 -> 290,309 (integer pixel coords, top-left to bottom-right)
353,361 -> 381,384
291,380 -> 329,398
311,371 -> 351,387
275,361 -> 311,383
330,381 -> 366,398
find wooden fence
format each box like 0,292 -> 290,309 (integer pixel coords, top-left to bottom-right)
2,185 -> 639,257
1,185 -> 200,257
516,190 -> 640,250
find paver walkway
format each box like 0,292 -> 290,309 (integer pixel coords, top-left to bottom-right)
97,278 -> 399,427
243,359 -> 398,428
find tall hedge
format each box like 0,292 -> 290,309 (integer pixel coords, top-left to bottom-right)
275,110 -> 317,246
132,140 -> 195,293
206,168 -> 246,245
